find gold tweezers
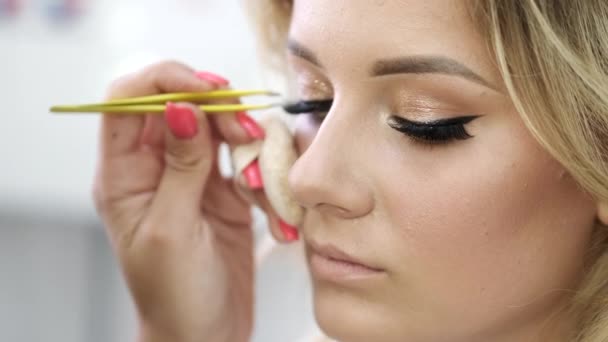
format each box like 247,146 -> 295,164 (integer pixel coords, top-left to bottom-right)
50,89 -> 281,114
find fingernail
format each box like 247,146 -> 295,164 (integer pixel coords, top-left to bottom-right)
236,111 -> 265,139
195,71 -> 229,86
279,219 -> 299,242
165,102 -> 199,140
242,159 -> 264,189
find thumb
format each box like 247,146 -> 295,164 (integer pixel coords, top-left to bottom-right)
152,102 -> 214,213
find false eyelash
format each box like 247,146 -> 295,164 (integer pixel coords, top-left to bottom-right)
283,99 -> 333,115
387,115 -> 479,145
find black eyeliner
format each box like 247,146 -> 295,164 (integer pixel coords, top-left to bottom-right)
388,115 -> 480,127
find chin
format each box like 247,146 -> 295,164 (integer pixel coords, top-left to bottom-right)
311,283 -> 395,342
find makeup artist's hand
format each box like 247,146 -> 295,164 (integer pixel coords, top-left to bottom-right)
92,61 -> 288,342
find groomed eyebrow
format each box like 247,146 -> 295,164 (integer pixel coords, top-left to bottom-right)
372,56 -> 495,90
287,39 -> 497,90
287,39 -> 323,67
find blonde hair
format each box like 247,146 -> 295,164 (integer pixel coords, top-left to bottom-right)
249,1 -> 608,340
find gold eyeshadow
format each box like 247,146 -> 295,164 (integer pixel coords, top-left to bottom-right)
290,74 -> 332,100
287,59 -> 333,100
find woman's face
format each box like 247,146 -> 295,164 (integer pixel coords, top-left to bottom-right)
286,1 -> 600,341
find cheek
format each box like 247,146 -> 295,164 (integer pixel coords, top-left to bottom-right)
294,115 -> 320,154
379,119 -> 596,320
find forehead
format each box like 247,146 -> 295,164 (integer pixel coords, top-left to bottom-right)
289,0 -> 494,77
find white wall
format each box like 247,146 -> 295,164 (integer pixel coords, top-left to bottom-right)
0,1 -> 318,341
0,0 -> 268,215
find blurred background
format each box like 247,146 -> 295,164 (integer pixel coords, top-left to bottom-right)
0,0 -> 320,341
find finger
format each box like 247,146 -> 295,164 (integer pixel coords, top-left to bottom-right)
207,109 -> 265,182
232,172 -> 280,236
100,113 -> 146,157
233,164 -> 263,205
140,61 -> 219,94
140,114 -> 166,150
210,111 -> 253,146
202,73 -> 265,145
201,176 -> 252,227
150,102 -> 214,214
101,61 -> 219,157
233,166 -> 299,244
253,188 -> 299,243
210,108 -> 265,146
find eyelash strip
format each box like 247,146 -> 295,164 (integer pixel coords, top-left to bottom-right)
387,115 -> 479,144
283,99 -> 333,114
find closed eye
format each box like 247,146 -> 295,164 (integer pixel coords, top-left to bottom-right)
387,115 -> 480,145
284,100 -> 480,145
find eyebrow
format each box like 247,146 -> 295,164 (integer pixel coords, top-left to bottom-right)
287,40 -> 322,67
372,56 -> 495,89
287,39 -> 496,90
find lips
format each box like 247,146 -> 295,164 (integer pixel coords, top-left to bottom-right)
307,239 -> 384,272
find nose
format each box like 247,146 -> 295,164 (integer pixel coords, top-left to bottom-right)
288,109 -> 374,220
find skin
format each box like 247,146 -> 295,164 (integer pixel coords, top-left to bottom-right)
94,62 -> 290,342
94,1 -> 608,342
286,0 -> 608,341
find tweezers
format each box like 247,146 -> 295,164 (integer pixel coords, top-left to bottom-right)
50,89 -> 282,114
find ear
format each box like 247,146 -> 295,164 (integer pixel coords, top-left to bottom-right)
598,201 -> 608,225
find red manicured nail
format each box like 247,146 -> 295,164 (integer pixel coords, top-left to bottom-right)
195,71 -> 229,86
242,159 -> 264,189
165,102 -> 198,140
236,111 -> 265,139
279,219 -> 299,242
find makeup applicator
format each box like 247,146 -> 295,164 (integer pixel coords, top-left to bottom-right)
231,115 -> 304,228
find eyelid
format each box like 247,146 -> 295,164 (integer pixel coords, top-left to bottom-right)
400,115 -> 480,126
288,63 -> 333,99
393,102 -> 468,122
296,81 -> 332,101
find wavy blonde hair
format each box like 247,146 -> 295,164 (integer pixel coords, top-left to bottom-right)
248,1 -> 608,340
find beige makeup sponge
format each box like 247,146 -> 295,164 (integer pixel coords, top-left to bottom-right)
231,116 -> 304,226
231,140 -> 263,176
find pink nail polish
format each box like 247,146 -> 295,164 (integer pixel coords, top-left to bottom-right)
236,111 -> 265,139
242,160 -> 264,189
165,102 -> 198,140
194,71 -> 229,86
279,219 -> 299,242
